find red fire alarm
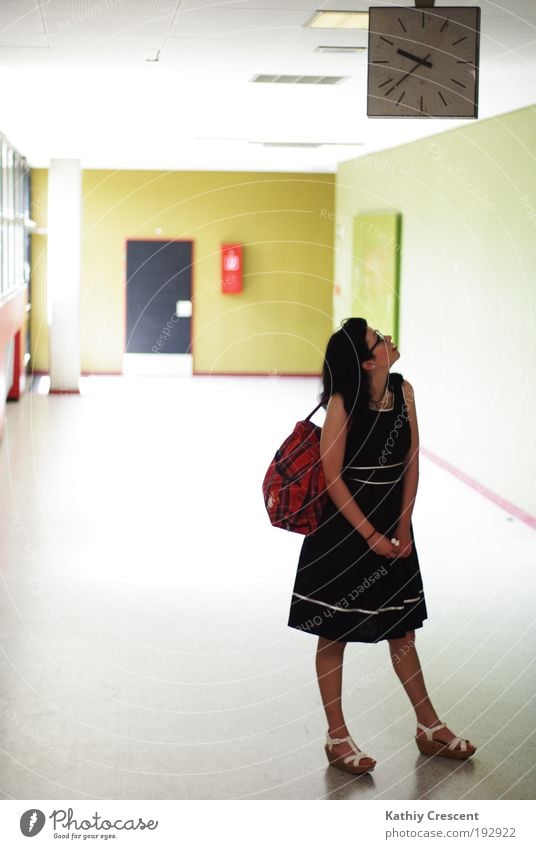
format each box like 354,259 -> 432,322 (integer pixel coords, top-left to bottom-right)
221,244 -> 242,293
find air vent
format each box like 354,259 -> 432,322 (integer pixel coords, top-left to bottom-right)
250,74 -> 347,85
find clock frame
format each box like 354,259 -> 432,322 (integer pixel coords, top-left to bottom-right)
367,6 -> 480,119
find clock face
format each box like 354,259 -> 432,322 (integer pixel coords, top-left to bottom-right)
367,6 -> 480,118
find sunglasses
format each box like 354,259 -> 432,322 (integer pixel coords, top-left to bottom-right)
369,329 -> 386,355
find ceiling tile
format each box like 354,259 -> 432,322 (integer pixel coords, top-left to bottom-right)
42,0 -> 177,35
0,0 -> 45,36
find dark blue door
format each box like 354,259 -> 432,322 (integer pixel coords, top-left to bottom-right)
126,240 -> 192,354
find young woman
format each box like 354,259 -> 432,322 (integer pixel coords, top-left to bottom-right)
287,317 -> 476,775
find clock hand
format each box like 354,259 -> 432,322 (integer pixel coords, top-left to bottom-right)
396,48 -> 433,69
394,53 -> 432,89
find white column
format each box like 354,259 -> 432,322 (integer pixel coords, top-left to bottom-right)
47,159 -> 81,392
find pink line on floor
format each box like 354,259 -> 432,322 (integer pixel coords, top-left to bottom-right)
421,446 -> 536,530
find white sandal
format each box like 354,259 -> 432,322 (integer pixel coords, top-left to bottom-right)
415,720 -> 476,760
325,732 -> 376,774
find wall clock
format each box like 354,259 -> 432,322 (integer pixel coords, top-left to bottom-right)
367,4 -> 480,118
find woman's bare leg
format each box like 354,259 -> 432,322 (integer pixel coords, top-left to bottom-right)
388,630 -> 471,748
316,636 -> 375,765
315,636 -> 347,736
387,630 -> 439,724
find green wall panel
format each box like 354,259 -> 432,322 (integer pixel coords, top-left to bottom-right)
351,212 -> 401,343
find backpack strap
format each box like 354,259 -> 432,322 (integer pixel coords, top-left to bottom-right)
304,403 -> 323,421
304,401 -> 354,427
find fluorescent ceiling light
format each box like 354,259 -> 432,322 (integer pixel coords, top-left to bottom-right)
307,11 -> 369,29
249,141 -> 364,147
315,45 -> 367,53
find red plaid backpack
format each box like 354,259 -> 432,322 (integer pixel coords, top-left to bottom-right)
262,402 -> 328,535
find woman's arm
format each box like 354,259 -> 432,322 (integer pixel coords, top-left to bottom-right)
320,393 -> 376,539
398,379 -> 420,530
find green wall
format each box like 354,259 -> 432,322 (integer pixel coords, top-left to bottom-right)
30,169 -> 335,375
335,105 -> 536,518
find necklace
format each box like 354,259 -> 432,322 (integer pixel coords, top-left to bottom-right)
369,376 -> 391,408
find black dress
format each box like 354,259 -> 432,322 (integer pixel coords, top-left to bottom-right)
287,372 -> 428,643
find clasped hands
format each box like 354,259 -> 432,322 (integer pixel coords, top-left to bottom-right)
366,524 -> 413,559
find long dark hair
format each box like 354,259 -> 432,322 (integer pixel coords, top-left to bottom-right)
318,317 -> 377,416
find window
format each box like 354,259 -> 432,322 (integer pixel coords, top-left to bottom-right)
0,133 -> 29,299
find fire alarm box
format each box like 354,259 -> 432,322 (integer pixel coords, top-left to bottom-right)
221,244 -> 242,293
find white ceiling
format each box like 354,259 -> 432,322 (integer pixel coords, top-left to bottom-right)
1,0 -> 535,172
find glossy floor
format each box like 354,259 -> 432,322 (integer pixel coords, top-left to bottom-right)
0,376 -> 534,800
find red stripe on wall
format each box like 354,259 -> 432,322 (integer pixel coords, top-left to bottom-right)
421,446 -> 536,530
